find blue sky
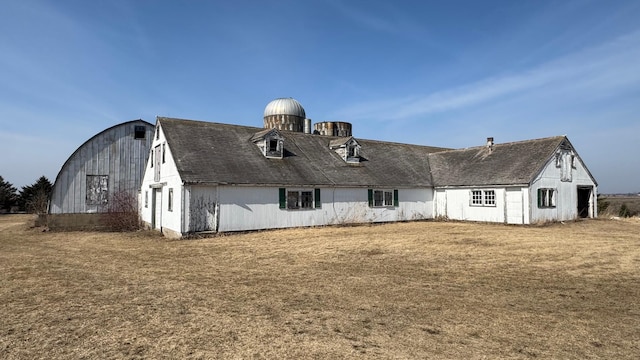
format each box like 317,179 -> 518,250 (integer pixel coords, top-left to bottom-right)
1,0 -> 639,193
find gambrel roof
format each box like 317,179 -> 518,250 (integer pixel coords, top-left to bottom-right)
428,136 -> 583,186
158,117 -> 448,187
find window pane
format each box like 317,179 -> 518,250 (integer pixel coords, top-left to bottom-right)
374,190 -> 384,207
471,190 -> 482,205
484,190 -> 495,205
301,191 -> 313,209
384,191 -> 393,206
287,191 -> 299,209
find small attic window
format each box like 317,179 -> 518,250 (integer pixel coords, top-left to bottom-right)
330,137 -> 361,163
134,125 -> 146,139
252,129 -> 284,159
269,139 -> 278,152
348,146 -> 356,158
265,138 -> 283,158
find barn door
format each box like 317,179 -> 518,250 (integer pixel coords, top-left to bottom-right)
577,186 -> 592,218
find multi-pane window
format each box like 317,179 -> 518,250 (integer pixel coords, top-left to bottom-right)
470,190 -> 496,207
471,190 -> 483,205
282,189 -> 320,210
369,189 -> 397,207
538,188 -> 556,208
144,191 -> 148,208
484,190 -> 496,205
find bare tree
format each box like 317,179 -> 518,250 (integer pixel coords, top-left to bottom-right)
101,191 -> 141,231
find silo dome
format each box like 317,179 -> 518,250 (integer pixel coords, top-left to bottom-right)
263,97 -> 309,133
263,98 -> 306,118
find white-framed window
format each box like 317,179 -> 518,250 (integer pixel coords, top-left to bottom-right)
168,188 -> 173,212
368,189 -> 398,207
484,190 -> 496,206
470,189 -> 496,207
279,188 -> 321,210
538,188 -> 556,208
471,190 -> 483,205
144,191 -> 148,208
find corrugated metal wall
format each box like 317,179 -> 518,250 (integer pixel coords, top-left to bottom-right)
49,120 -> 154,214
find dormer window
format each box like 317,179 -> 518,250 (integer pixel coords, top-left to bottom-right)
348,146 -> 356,158
251,128 -> 284,159
269,139 -> 278,152
330,137 -> 361,163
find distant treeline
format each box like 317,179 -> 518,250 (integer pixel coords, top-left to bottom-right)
0,176 -> 52,214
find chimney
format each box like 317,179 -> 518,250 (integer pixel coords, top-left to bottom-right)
486,137 -> 494,152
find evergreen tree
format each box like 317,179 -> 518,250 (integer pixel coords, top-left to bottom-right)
18,176 -> 53,214
0,176 -> 18,212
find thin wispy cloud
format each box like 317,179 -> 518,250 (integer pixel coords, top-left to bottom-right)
333,30 -> 640,122
327,0 -> 426,36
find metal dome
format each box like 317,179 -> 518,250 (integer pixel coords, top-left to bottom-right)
263,98 -> 306,118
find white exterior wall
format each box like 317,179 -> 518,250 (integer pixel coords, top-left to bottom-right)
184,186 -> 433,234
530,156 -> 597,223
139,123 -> 184,236
434,187 -> 508,223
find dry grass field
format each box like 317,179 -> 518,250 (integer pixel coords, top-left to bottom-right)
600,195 -> 640,218
1,215 -> 639,359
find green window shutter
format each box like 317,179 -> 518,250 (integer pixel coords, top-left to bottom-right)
368,189 -> 373,207
394,189 -> 399,207
537,189 -> 542,208
314,188 -> 321,208
279,188 -> 286,209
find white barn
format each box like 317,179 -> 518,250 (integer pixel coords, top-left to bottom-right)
429,137 -> 598,224
139,98 -> 598,238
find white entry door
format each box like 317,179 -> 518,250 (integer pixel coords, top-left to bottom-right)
506,188 -> 524,224
152,188 -> 162,230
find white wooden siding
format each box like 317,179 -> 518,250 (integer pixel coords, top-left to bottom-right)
434,188 -> 507,223
139,122 -> 184,235
180,186 -> 434,234
530,155 -> 597,222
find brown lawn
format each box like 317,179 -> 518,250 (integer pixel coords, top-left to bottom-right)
1,214 -> 639,359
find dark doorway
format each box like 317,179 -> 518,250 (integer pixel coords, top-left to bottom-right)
577,187 -> 592,218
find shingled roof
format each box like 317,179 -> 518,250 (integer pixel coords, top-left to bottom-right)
427,136 -> 567,187
158,117 -> 448,187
